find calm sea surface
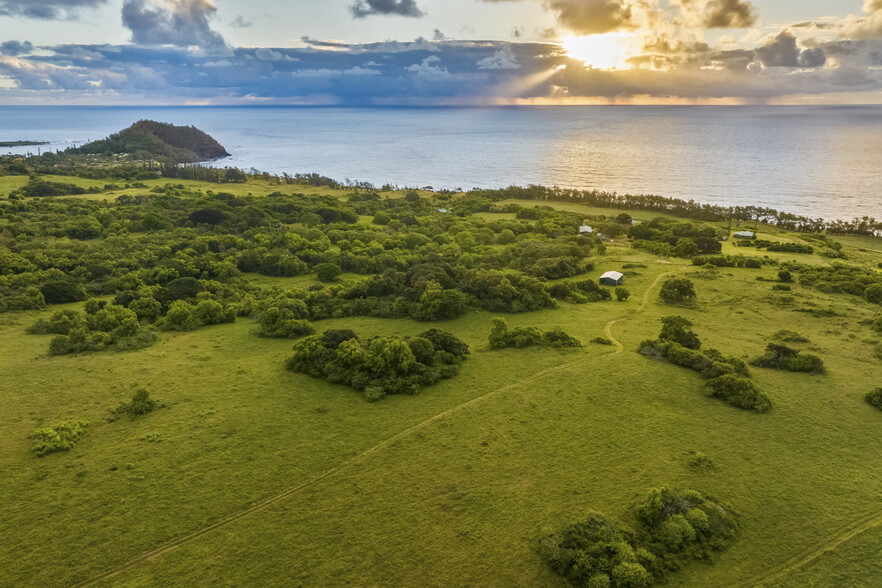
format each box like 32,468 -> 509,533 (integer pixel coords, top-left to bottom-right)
1,105 -> 880,220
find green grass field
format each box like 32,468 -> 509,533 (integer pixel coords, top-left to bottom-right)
1,185 -> 881,587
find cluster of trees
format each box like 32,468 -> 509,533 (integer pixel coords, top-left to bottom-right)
30,420 -> 90,457
751,344 -> 825,374
638,317 -> 771,413
734,240 -> 814,254
691,255 -> 765,269
539,486 -> 738,588
785,263 -> 882,305
286,329 -> 469,402
468,184 -> 881,235
628,218 -> 723,258
488,317 -> 582,349
9,178 -> 98,199
27,303 -> 156,355
659,278 -> 697,305
1,183 -> 613,329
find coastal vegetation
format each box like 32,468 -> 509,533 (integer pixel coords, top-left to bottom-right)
0,144 -> 880,587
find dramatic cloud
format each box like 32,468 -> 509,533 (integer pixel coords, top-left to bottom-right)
350,0 -> 424,19
0,0 -> 105,19
702,0 -> 757,29
545,0 -> 639,35
122,0 -> 226,48
755,31 -> 827,69
0,40 -> 34,55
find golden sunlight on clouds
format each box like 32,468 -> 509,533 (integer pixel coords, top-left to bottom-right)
561,33 -> 638,70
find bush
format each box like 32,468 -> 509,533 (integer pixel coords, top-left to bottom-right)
866,388 -> 882,412
112,387 -> 158,419
751,344 -> 825,374
40,279 -> 86,304
866,285 -> 882,305
258,307 -> 315,338
778,270 -> 792,283
615,287 -> 630,301
659,278 -> 696,305
591,336 -> 614,345
704,375 -> 772,413
31,421 -> 90,456
315,263 -> 343,282
772,330 -> 809,343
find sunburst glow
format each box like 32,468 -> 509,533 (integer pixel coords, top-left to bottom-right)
562,33 -> 636,70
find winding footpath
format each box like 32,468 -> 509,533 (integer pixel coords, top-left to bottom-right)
75,270 -> 674,587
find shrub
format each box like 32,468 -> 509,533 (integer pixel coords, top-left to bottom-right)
258,307 -> 315,338
112,387 -> 158,419
160,300 -> 201,331
659,278 -> 696,305
372,211 -> 390,225
778,270 -> 792,282
866,285 -> 882,305
412,288 -> 470,321
129,296 -> 162,322
751,344 -> 825,374
315,263 -> 343,282
615,287 -> 630,302
31,421 -> 90,456
591,336 -> 614,345
866,388 -> 882,412
704,375 -> 772,413
489,317 -> 581,349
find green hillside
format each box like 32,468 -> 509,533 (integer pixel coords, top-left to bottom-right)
74,120 -> 230,163
0,176 -> 881,587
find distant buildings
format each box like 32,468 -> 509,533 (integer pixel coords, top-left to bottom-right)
579,225 -> 594,235
734,231 -> 757,240
600,271 -> 624,287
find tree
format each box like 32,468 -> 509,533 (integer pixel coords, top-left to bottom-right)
615,287 -> 630,302
615,213 -> 633,225
659,278 -> 696,304
300,212 -> 322,227
188,209 -> 226,225
315,263 -> 343,282
659,316 -> 701,349
40,279 -> 86,304
778,270 -> 792,283
373,211 -> 390,225
404,190 -> 420,203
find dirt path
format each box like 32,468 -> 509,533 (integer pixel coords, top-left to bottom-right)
75,269 -> 677,587
739,511 -> 882,587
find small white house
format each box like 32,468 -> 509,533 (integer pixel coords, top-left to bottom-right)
579,225 -> 594,235
599,271 -> 624,287
734,231 -> 757,240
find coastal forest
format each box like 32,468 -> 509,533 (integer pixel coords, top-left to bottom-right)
1,131 -> 882,588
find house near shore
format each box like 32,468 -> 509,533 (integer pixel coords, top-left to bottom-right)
579,225 -> 594,235
599,271 -> 624,287
734,231 -> 757,240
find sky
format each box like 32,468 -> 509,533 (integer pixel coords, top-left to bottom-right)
0,0 -> 881,105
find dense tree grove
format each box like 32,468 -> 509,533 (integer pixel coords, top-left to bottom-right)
539,487 -> 738,587
2,184 -> 621,348
286,329 -> 469,401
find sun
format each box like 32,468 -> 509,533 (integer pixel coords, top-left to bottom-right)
561,33 -> 635,70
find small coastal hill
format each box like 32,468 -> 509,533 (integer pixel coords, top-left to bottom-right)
75,120 -> 230,163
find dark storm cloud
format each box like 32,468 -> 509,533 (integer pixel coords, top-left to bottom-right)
349,0 -> 425,19
0,0 -> 105,19
702,0 -> 757,29
122,0 -> 226,49
0,40 -> 34,55
755,31 -> 827,69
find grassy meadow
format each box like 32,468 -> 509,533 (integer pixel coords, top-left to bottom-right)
1,183 -> 881,587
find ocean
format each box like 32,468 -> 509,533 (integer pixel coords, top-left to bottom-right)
1,105 -> 880,220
